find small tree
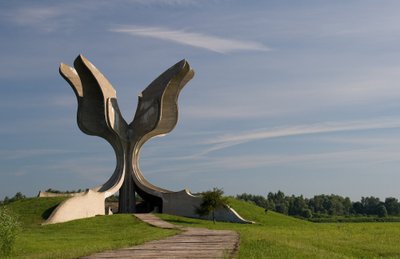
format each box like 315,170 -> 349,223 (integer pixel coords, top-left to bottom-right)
196,188 -> 229,224
301,208 -> 313,219
377,204 -> 388,218
1,193 -> 26,206
275,203 -> 288,215
384,197 -> 400,216
0,207 -> 20,257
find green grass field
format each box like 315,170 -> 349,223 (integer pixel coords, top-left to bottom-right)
4,197 -> 400,258
3,198 -> 178,258
159,198 -> 400,258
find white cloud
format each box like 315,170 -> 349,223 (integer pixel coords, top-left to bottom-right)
141,146 -> 400,179
204,148 -> 400,171
122,0 -> 202,5
7,157 -> 113,184
2,0 -> 215,31
0,149 -> 75,160
201,117 -> 400,155
9,7 -> 63,31
183,105 -> 276,119
111,26 -> 270,53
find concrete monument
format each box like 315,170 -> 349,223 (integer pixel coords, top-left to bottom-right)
45,55 -> 250,224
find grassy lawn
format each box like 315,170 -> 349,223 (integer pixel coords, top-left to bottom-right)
159,198 -> 400,258
3,198 -> 178,258
4,197 -> 400,258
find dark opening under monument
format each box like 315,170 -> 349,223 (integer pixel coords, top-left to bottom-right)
45,55 -> 249,224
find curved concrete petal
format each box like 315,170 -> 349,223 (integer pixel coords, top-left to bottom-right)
46,55 -> 251,224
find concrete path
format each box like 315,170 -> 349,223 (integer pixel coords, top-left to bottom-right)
134,213 -> 177,229
82,213 -> 240,259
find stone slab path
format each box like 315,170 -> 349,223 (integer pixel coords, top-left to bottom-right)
82,213 -> 240,259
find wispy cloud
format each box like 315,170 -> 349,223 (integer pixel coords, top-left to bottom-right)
8,157 -> 113,184
204,148 -> 400,171
122,0 -> 204,5
200,118 -> 400,155
141,146 -> 400,180
0,149 -> 79,160
2,0 -> 213,31
7,6 -> 63,31
111,26 -> 270,53
183,105 -> 276,119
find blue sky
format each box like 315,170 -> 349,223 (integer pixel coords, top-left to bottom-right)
2,0 -> 400,201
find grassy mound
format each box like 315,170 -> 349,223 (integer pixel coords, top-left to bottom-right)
5,197 -> 400,258
227,198 -> 306,226
5,197 -> 66,227
3,198 -> 178,258
159,198 -> 400,258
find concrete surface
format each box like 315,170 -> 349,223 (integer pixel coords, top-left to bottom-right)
82,213 -> 240,259
45,54 -> 250,224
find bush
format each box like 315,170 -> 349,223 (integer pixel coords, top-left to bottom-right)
308,216 -> 400,223
196,187 -> 229,223
0,207 -> 20,257
377,204 -> 388,218
301,208 -> 313,219
1,192 -> 26,205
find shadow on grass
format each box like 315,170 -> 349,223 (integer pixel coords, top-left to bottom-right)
41,204 -> 59,220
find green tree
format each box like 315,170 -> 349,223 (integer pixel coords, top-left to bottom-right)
275,202 -> 288,214
288,195 -> 308,216
267,191 -> 288,214
0,207 -> 20,257
12,192 -> 25,201
384,197 -> 400,216
377,204 -> 388,218
1,193 -> 26,206
351,201 -> 364,215
196,188 -> 229,224
301,208 -> 313,219
236,193 -> 273,210
362,196 -> 381,215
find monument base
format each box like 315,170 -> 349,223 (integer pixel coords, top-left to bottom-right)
43,188 -> 252,224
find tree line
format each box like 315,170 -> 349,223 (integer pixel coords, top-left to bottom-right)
236,191 -> 400,218
2,190 -> 400,219
0,192 -> 26,206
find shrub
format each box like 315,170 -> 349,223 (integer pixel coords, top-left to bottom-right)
196,187 -> 229,223
301,208 -> 313,219
1,192 -> 26,205
0,207 -> 20,257
377,204 -> 388,218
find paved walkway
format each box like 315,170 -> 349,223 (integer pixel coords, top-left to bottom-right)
82,213 -> 240,259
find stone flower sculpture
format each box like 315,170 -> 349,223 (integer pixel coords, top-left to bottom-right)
45,55 -> 250,224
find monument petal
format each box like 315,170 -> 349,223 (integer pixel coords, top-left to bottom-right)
45,55 -> 250,224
